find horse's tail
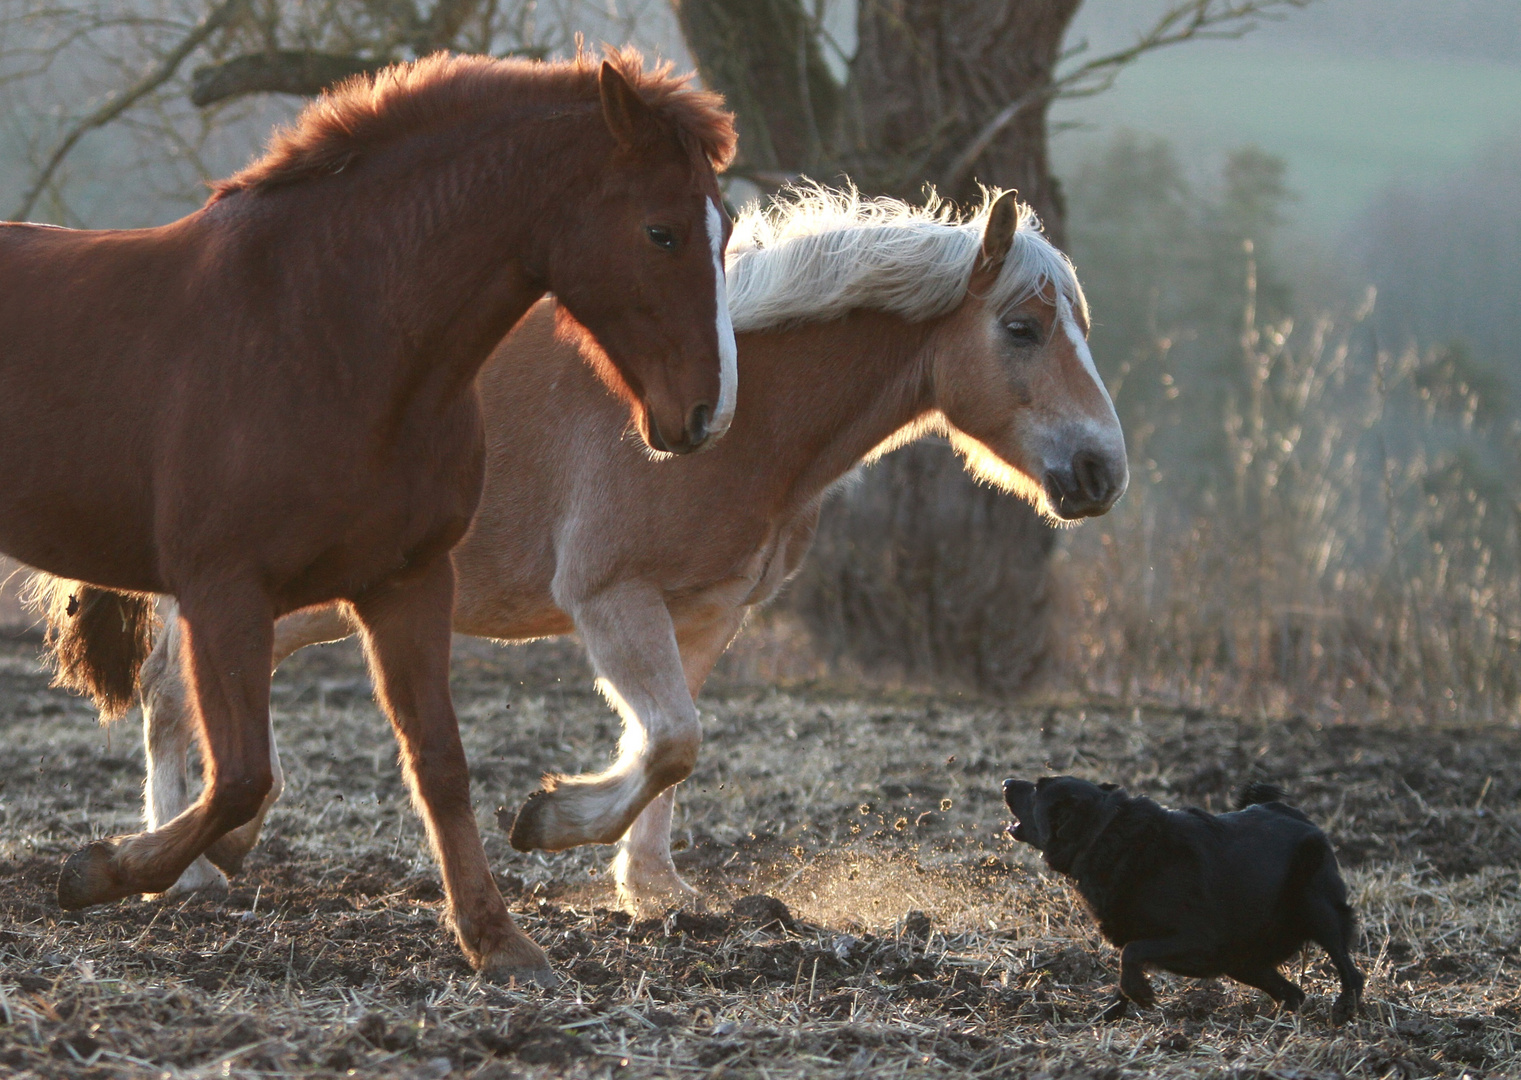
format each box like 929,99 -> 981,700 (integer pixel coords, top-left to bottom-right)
24,573 -> 159,722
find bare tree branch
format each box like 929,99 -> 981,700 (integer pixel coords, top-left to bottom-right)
10,0 -> 246,221
939,0 -> 1312,194
189,49 -> 383,106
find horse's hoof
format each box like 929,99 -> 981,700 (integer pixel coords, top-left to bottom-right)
474,936 -> 560,988
614,861 -> 700,917
58,840 -> 123,910
506,789 -> 554,852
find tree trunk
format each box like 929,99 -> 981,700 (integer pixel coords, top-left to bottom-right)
676,0 -> 1082,695
849,0 -> 1078,242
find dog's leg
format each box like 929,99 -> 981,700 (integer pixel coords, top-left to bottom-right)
1303,897 -> 1364,1023
1117,936 -> 1217,1009
1226,965 -> 1306,1012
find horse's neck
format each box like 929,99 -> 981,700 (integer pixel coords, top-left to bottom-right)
239,118 -> 571,392
740,310 -> 938,511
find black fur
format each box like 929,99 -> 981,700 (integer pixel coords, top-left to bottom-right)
1002,775 -> 1363,1023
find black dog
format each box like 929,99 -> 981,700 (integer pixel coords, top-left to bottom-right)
1002,776 -> 1363,1023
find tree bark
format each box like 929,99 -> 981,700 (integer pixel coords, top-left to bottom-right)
850,0 -> 1078,242
672,0 -> 841,175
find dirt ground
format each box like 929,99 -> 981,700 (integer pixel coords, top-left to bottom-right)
0,631 -> 1517,1079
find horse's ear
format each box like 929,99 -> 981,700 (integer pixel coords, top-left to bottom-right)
600,61 -> 660,152
971,191 -> 1019,292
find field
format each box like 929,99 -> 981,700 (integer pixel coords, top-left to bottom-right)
0,632 -> 1518,1080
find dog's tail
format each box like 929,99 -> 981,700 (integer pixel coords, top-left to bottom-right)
1235,781 -> 1290,809
23,573 -> 159,722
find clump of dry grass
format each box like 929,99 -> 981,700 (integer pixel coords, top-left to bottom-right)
1,637 -> 1517,1078
1050,272 -> 1521,723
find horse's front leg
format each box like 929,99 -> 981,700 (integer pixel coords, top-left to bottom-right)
60,584 -> 276,907
353,558 -> 551,982
141,610 -> 231,896
203,604 -> 360,873
509,582 -> 699,854
611,606 -> 746,913
143,602 -> 357,896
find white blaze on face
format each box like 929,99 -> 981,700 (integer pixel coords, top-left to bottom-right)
1057,294 -> 1116,416
707,198 -> 739,436
1054,292 -> 1128,503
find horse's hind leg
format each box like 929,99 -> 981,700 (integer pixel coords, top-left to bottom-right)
510,582 -> 699,854
353,559 -> 550,981
60,586 -> 276,907
613,606 -> 745,913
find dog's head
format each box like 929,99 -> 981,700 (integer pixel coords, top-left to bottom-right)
1002,775 -> 1125,872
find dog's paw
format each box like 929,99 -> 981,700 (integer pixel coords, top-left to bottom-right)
1331,991 -> 1360,1025
1099,996 -> 1130,1022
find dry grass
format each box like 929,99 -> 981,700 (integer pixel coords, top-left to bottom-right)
0,633 -> 1517,1079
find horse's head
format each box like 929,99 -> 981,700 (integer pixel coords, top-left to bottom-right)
548,60 -> 737,456
931,192 -> 1127,521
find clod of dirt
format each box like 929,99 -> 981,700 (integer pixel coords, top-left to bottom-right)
901,909 -> 932,941
357,1013 -> 416,1051
1025,946 -> 1106,986
1157,1030 -> 1192,1053
505,1025 -> 590,1066
665,909 -> 732,938
732,893 -> 795,931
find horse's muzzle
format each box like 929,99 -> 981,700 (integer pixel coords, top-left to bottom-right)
1045,449 -> 1125,519
649,401 -> 717,456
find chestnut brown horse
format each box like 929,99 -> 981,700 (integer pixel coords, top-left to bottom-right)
137,187 -> 1125,923
3,49 -> 736,981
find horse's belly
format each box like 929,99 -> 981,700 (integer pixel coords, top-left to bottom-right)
0,477 -> 163,592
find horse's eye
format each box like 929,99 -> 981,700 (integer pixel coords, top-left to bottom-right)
1004,319 -> 1041,345
646,225 -> 679,251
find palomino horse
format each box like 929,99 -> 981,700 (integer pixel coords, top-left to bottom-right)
3,50 -> 736,982
138,186 -> 1125,915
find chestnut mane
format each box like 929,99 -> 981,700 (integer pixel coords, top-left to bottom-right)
210,48 -> 735,203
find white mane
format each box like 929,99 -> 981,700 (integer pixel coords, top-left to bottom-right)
725,183 -> 1086,334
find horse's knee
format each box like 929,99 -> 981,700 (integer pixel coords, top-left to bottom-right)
207,766 -> 273,829
647,715 -> 701,789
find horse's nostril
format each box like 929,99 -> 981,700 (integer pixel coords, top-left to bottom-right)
1073,450 -> 1107,502
646,418 -> 671,454
686,402 -> 712,449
